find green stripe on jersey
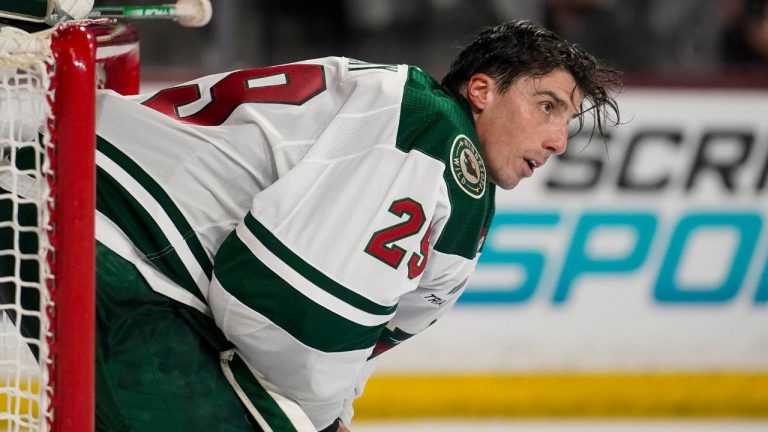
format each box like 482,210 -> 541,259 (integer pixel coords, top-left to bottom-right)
396,66 -> 495,258
228,353 -> 299,432
97,167 -> 206,303
244,214 -> 397,317
98,137 -> 212,277
96,136 -> 212,300
214,227 -> 388,353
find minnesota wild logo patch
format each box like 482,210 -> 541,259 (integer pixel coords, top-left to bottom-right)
450,134 -> 486,198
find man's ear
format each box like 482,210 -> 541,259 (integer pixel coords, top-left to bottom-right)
465,73 -> 493,111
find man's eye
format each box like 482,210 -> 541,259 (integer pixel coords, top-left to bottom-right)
541,102 -> 552,113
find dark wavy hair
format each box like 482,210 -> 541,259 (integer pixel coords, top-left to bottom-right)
442,20 -> 621,137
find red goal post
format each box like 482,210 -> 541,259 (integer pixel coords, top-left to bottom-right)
0,21 -> 139,432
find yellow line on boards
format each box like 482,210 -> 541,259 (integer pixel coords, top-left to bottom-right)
353,373 -> 768,419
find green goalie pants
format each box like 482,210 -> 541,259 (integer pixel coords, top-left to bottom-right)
95,242 -> 259,432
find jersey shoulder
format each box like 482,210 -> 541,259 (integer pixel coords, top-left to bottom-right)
396,66 -> 476,155
396,66 -> 494,259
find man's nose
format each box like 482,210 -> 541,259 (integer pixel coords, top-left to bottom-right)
543,124 -> 568,155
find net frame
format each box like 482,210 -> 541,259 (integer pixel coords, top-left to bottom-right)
0,23 -> 96,432
50,24 -> 96,432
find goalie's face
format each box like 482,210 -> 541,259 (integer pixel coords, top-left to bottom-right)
467,69 -> 583,189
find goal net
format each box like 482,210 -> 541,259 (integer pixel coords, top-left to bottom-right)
0,21 -> 138,432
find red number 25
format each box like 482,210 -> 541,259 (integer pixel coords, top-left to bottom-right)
365,198 -> 431,280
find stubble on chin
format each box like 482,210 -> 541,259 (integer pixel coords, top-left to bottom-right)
489,174 -> 520,190
486,163 -> 520,189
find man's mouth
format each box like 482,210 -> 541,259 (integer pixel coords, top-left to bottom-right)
525,159 -> 539,170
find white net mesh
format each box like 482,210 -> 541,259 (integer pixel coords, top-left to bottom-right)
0,26 -> 54,432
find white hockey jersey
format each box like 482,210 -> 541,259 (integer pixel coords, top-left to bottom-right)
95,57 -> 495,430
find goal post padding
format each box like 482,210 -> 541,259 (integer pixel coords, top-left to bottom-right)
51,24 -> 96,432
